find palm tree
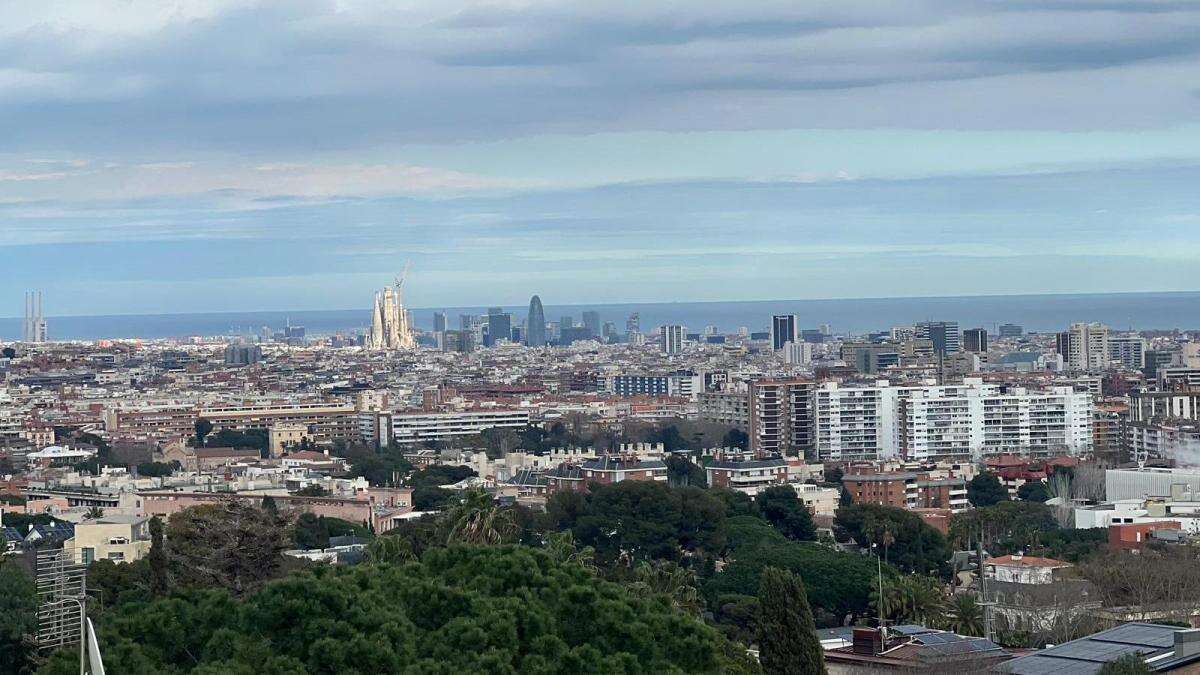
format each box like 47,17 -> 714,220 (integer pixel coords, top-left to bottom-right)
871,575 -> 944,626
631,560 -> 703,616
544,531 -> 596,572
365,536 -> 417,564
83,506 -> 105,520
445,489 -> 516,546
945,593 -> 985,636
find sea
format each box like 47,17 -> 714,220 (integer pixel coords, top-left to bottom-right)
1,292 -> 1198,341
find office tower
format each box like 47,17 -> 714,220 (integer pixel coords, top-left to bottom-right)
1065,322 -> 1110,371
819,324 -> 832,336
1108,334 -> 1146,370
526,296 -> 547,346
559,326 -> 591,345
460,314 -> 473,332
433,312 -> 447,334
963,328 -> 988,353
486,310 -> 512,347
771,314 -> 798,351
626,312 -> 640,336
998,323 -> 1023,338
582,311 -> 601,338
366,275 -> 415,350
915,321 -> 960,356
602,322 -> 617,343
749,378 -> 815,458
661,325 -> 684,354
22,291 -> 47,343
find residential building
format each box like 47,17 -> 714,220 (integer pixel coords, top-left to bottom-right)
841,471 -> 970,512
1061,322 -> 1110,371
389,409 -> 529,444
705,458 -> 788,495
65,515 -> 152,564
749,378 -> 815,458
1108,334 -> 1147,370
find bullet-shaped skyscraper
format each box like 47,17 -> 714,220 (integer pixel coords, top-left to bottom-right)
526,295 -> 547,346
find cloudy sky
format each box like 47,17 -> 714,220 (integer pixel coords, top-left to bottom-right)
3,0 -> 1200,315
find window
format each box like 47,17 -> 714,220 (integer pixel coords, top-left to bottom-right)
107,552 -> 125,561
81,548 -> 95,564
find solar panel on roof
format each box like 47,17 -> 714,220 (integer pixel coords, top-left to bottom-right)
1046,641 -> 1142,662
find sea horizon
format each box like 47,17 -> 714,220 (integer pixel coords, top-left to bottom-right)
2,290 -> 1198,341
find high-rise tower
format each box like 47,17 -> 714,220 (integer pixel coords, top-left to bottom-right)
526,295 -> 546,347
22,291 -> 47,343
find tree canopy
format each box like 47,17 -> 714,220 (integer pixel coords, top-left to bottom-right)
836,503 -> 951,577
967,472 -> 1009,507
545,481 -> 727,565
40,546 -> 758,674
757,567 -> 826,675
757,486 -> 816,542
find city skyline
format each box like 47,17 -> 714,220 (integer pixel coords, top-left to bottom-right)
2,2 -> 1200,314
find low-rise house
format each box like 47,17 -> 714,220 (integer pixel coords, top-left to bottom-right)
64,514 -> 152,564
706,458 -> 789,495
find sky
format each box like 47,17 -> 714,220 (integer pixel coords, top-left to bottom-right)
3,0 -> 1200,316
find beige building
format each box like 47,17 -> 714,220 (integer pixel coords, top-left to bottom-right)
66,515 -> 152,564
269,424 -> 312,458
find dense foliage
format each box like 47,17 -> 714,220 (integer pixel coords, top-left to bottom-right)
0,560 -> 38,675
42,546 -> 757,674
966,472 -> 1010,507
836,503 -> 951,577
545,481 -> 727,565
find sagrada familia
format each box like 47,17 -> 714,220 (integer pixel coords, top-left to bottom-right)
367,277 -> 415,350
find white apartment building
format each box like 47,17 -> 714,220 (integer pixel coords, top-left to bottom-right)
1066,322 -> 1110,371
696,390 -> 750,429
389,409 -> 530,445
814,379 -> 1093,461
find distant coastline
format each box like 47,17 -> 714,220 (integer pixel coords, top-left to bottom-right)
2,291 -> 1198,341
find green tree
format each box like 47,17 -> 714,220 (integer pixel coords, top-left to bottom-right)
631,560 -> 704,616
445,490 -> 516,545
757,567 -> 826,675
945,593 -> 984,636
136,461 -> 179,478
1097,653 -> 1154,674
871,574 -> 944,626
836,504 -> 951,577
1017,481 -> 1050,502
0,560 -> 37,674
42,546 -> 758,674
666,454 -> 708,488
292,512 -> 330,549
194,418 -> 214,445
967,472 -> 1010,507
548,481 -> 727,565
705,540 -> 880,624
757,486 -> 816,541
83,505 -> 105,520
148,516 -> 169,596
292,484 -> 329,497
722,428 -> 749,450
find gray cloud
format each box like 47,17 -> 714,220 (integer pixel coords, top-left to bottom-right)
1,0 -> 1199,156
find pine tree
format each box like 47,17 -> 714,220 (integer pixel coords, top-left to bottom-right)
148,516 -> 169,595
757,566 -> 826,675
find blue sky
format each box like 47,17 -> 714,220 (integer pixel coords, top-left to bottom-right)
2,0 -> 1200,315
